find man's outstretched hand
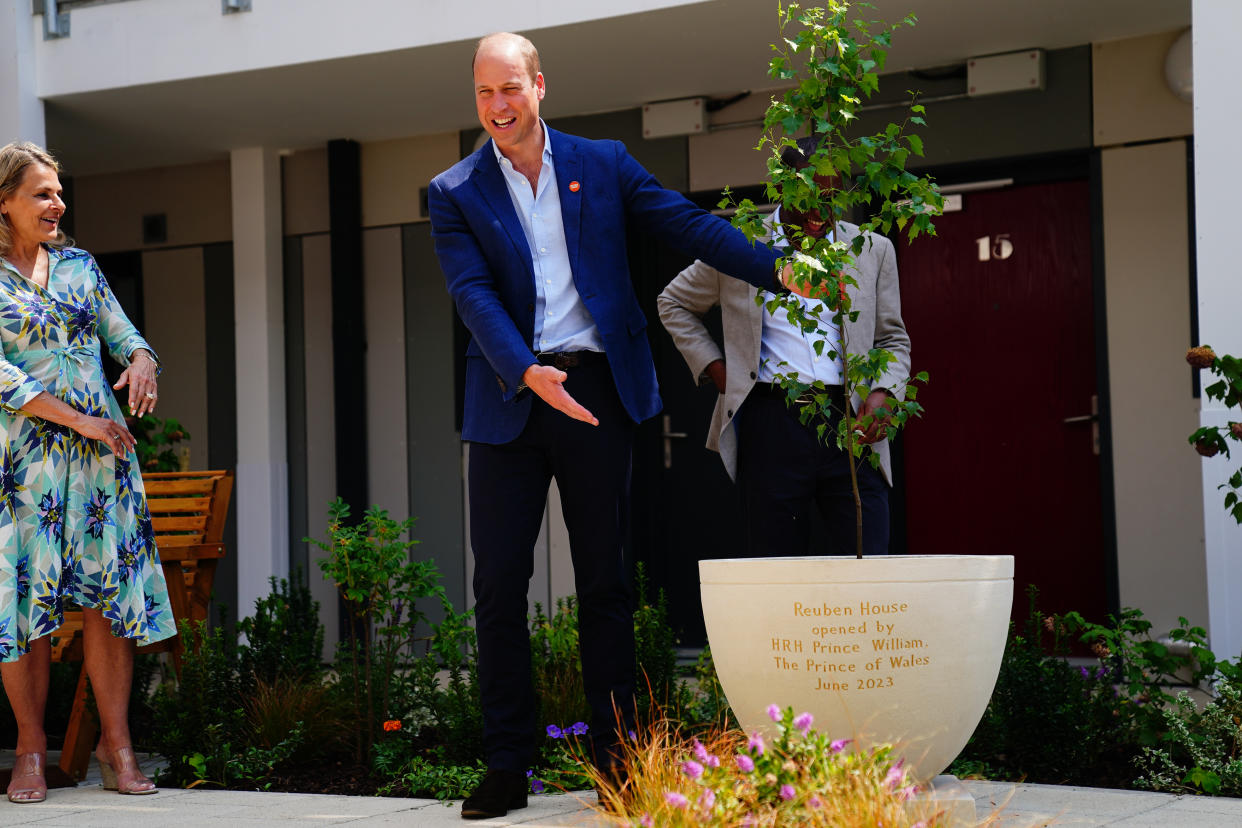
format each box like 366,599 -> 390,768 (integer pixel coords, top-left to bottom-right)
523,364 -> 599,425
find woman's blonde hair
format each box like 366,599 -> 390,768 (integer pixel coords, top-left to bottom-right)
0,141 -> 71,258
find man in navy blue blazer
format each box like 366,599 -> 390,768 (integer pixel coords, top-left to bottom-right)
428,32 -> 784,819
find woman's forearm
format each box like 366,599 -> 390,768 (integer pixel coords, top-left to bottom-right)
21,392 -> 90,432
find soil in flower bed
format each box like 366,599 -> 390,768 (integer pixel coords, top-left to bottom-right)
256,760 -> 387,796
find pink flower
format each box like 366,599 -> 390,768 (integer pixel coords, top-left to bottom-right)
779,784 -> 796,801
698,788 -> 716,809
830,738 -> 851,753
681,760 -> 704,780
793,712 -> 814,732
705,754 -> 720,768
767,703 -> 782,722
748,733 -> 766,755
883,760 -> 906,791
641,815 -> 654,827
900,784 -> 918,801
693,739 -> 709,762
808,794 -> 823,809
665,791 -> 689,808
736,753 -> 755,773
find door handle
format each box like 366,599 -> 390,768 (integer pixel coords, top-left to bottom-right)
662,414 -> 688,469
1062,395 -> 1100,455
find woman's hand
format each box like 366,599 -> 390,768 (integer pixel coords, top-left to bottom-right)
75,414 -> 136,457
114,349 -> 159,417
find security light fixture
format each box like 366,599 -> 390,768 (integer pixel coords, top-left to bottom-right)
42,0 -> 70,40
222,0 -> 252,13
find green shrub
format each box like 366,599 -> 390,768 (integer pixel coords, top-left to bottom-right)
530,596 -> 590,730
150,616 -> 253,787
634,563 -> 686,717
1135,678 -> 1242,796
238,571 -> 324,684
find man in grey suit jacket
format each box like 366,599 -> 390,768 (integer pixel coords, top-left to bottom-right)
657,140 -> 911,556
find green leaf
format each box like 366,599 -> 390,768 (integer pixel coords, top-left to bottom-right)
906,134 -> 924,156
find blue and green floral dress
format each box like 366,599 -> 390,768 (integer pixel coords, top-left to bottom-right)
0,245 -> 176,661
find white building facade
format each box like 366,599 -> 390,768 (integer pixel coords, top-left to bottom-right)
2,0 -> 1237,660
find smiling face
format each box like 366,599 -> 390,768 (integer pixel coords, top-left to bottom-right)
473,37 -> 545,162
0,162 -> 66,252
780,162 -> 839,240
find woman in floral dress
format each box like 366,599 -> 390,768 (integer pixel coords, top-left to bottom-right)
0,143 -> 176,803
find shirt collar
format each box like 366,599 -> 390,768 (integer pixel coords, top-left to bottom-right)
492,120 -> 553,170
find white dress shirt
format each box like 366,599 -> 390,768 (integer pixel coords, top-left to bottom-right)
756,208 -> 844,385
493,121 -> 603,354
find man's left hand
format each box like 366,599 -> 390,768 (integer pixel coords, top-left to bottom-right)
854,389 -> 892,445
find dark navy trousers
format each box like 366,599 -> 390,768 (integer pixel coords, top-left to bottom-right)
737,390 -> 891,557
467,356 -> 636,772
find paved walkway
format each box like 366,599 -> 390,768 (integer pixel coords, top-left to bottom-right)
3,753 -> 1242,826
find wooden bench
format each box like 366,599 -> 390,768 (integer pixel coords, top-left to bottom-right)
45,469 -> 234,785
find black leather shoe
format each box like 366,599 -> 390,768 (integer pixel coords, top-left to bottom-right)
461,769 -> 528,820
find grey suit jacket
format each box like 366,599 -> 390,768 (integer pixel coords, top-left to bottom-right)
656,218 -> 911,484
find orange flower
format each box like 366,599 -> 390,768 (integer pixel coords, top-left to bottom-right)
383,720 -> 402,732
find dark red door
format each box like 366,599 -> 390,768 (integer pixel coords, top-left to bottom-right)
896,179 -> 1107,622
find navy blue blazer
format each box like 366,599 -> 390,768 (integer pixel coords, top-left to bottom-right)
428,128 -> 781,445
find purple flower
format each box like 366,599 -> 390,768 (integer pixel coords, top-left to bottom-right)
665,791 -> 689,808
1096,666 -> 1110,680
570,721 -> 589,736
736,753 -> 755,773
641,815 -> 654,828
1079,665 -> 1090,679
767,703 -> 782,722
681,760 -> 704,780
808,794 -> 823,809
705,754 -> 720,768
899,784 -> 918,801
748,733 -> 766,755
546,724 -> 563,739
830,738 -> 851,753
628,730 -> 638,742
779,784 -> 796,801
698,788 -> 716,809
693,739 -> 709,762
884,760 -> 906,791
793,712 -> 814,732
525,770 -> 544,794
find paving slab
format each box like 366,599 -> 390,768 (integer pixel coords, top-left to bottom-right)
4,749 -> 1242,827
961,780 -> 1242,827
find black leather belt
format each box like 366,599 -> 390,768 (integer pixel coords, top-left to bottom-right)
536,351 -> 605,370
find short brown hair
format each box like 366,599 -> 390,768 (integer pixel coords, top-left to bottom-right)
0,142 -> 71,258
473,32 -> 541,83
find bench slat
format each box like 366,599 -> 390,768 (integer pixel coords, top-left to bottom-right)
146,496 -> 212,514
152,516 -> 209,533
145,479 -> 218,496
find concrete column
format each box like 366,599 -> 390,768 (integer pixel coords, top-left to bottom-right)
0,3 -> 44,146
1192,1 -> 1242,662
230,147 -> 288,618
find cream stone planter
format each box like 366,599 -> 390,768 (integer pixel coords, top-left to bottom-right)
700,555 -> 1013,784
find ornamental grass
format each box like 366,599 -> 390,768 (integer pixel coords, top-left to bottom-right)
586,706 -> 1001,827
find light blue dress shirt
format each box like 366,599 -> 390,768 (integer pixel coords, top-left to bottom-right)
493,121 -> 603,354
757,207 -> 843,385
